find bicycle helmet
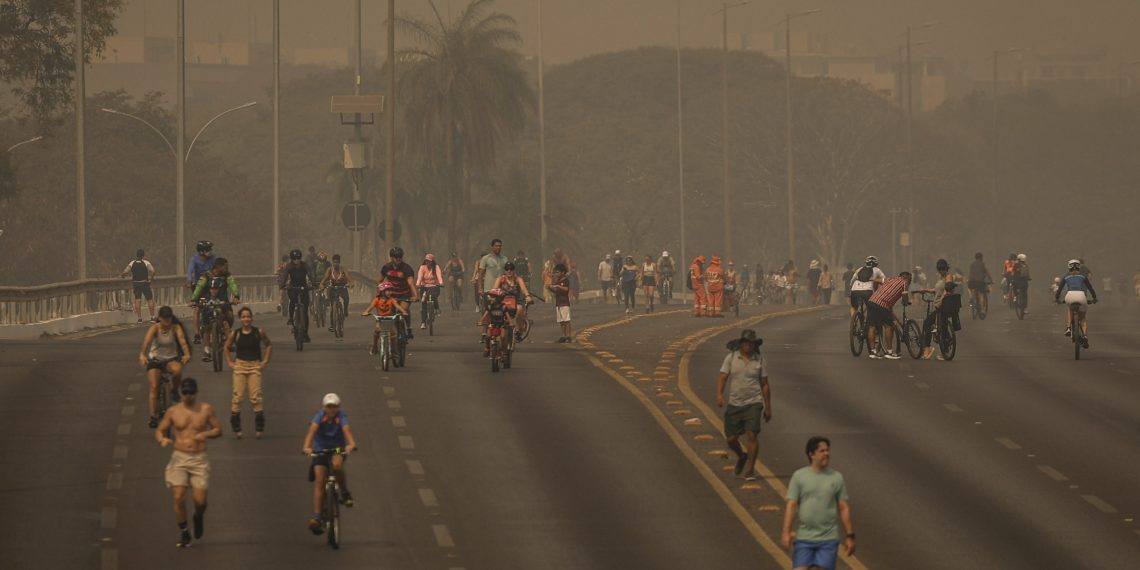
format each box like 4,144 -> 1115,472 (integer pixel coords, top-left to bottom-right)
289,249 -> 303,260
376,281 -> 396,294
322,393 -> 341,407
504,261 -> 516,271
662,251 -> 669,257
425,253 -> 435,262
865,255 -> 878,267
209,276 -> 225,289
389,246 -> 404,259
196,240 -> 214,254
936,259 -> 949,271
1017,253 -> 1027,262
1067,259 -> 1081,271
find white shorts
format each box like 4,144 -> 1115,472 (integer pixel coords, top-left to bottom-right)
1064,290 -> 1088,312
555,306 -> 571,323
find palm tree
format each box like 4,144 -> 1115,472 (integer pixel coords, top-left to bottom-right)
397,0 -> 535,255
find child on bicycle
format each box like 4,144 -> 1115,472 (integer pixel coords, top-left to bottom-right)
477,289 -> 510,357
361,282 -> 407,355
301,393 -> 357,534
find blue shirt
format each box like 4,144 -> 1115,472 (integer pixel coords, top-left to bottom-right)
187,254 -> 216,285
1056,273 -> 1096,300
311,410 -> 349,451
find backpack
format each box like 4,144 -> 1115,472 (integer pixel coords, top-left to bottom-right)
686,270 -> 694,291
130,259 -> 149,281
856,266 -> 873,282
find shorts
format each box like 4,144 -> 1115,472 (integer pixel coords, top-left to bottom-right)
792,539 -> 839,570
146,357 -> 177,371
308,451 -> 348,482
642,276 -> 656,287
600,279 -> 614,291
132,282 -> 154,301
1064,290 -> 1088,312
724,403 -> 763,437
866,302 -> 894,329
849,290 -> 872,309
165,450 -> 210,489
555,305 -> 571,323
967,280 -> 988,292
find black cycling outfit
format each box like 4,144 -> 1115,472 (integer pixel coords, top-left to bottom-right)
283,262 -> 312,321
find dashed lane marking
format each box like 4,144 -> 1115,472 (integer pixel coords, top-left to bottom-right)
994,437 -> 1022,450
120,406 -> 134,417
433,524 -> 456,548
1082,494 -> 1118,514
1036,465 -> 1069,482
116,423 -> 131,436
387,400 -> 402,410
106,472 -> 123,491
101,548 -> 117,570
943,403 -> 963,413
100,506 -> 117,529
406,460 -> 425,476
127,383 -> 141,392
112,445 -> 128,460
419,488 -> 440,508
383,386 -> 396,396
391,416 -> 406,428
914,382 -> 930,390
398,435 -> 415,450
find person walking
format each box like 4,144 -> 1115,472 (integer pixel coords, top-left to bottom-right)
841,262 -> 855,302
122,249 -> 157,323
619,255 -> 641,314
781,436 -> 856,570
597,254 -> 615,304
819,264 -> 834,305
567,262 -> 581,304
155,378 -> 222,548
690,256 -> 709,317
705,255 -> 726,317
715,329 -> 770,481
784,261 -> 799,305
807,260 -> 822,305
224,307 -> 272,439
611,250 -> 625,304
548,263 -> 573,342
641,254 -> 658,313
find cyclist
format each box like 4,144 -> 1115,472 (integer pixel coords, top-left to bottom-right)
919,259 -> 961,359
139,306 -> 193,428
1010,253 -> 1032,314
966,252 -> 993,314
641,253 -> 658,313
302,393 -> 358,534
282,249 -> 314,343
319,254 -> 351,331
1001,252 -> 1018,301
657,251 -> 675,302
362,281 -> 407,355
848,256 -> 885,317
379,247 -> 418,338
493,261 -> 534,340
1055,259 -> 1098,345
512,250 -> 532,287
478,288 -> 510,357
416,254 -> 444,329
443,252 -> 466,307
865,271 -> 913,360
186,240 -> 216,344
309,252 -> 331,320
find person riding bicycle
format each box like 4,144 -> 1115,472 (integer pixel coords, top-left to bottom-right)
444,252 -> 466,304
966,252 -> 993,312
319,254 -> 351,331
512,250 -> 532,287
379,247 -> 418,334
1055,260 -> 1098,345
191,276 -> 236,362
848,256 -> 886,317
302,393 -> 358,534
139,305 -> 193,428
187,240 -> 217,344
362,281 -> 408,355
191,257 -> 240,309
493,261 -> 534,341
282,249 -> 314,343
1009,253 -> 1032,314
919,259 -> 962,359
416,254 -> 444,329
1001,252 -> 1018,301
477,288 -> 510,357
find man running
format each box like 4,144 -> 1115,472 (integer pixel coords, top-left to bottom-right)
155,378 -> 222,548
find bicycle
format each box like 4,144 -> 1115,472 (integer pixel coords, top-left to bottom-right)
513,295 -> 543,343
849,301 -> 868,357
151,362 -> 179,436
659,275 -> 673,305
447,277 -> 463,311
1061,298 -> 1095,360
287,286 -> 310,351
309,448 -> 351,549
193,299 -> 228,372
486,317 -> 514,372
421,287 -> 441,336
969,282 -> 991,320
311,288 -> 327,330
896,300 -> 924,359
920,293 -> 957,360
328,285 -> 348,339
374,315 -> 399,371
1010,283 -> 1027,320
724,284 -> 740,317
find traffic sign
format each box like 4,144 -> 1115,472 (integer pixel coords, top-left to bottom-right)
341,201 -> 371,231
378,219 -> 403,243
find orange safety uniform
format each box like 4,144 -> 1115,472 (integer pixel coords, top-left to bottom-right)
705,256 -> 725,316
690,257 -> 707,316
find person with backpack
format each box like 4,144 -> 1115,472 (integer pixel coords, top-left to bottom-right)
848,256 -> 885,317
122,249 -> 157,323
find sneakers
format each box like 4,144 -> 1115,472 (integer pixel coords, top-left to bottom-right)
193,333 -> 201,344
743,470 -> 759,482
137,318 -> 143,324
308,516 -> 324,535
884,351 -> 902,360
342,491 -> 354,508
733,454 -> 748,477
192,511 -> 204,539
1082,337 -> 1089,349
868,351 -> 881,360
328,326 -> 335,332
177,529 -> 192,548
1064,327 -> 1072,337
420,323 -> 427,330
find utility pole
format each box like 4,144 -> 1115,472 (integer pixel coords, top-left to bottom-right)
352,0 -> 363,271
676,0 -> 686,271
176,0 -> 186,271
385,0 -> 395,248
784,9 -> 820,265
75,0 -> 86,280
722,3 -> 731,260
888,207 -> 901,272
538,0 -> 547,262
905,26 -> 914,269
273,0 -> 280,268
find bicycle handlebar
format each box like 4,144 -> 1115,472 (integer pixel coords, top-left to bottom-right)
308,447 -> 356,457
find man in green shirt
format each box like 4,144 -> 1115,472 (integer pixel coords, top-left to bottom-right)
781,436 -> 856,570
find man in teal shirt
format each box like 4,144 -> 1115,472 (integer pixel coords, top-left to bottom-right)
781,436 -> 856,570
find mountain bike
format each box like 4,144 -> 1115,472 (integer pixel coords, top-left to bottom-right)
374,315 -> 398,371
287,286 -> 310,351
311,288 -> 327,330
849,301 -> 868,357
151,362 -> 179,437
328,285 -> 348,339
193,299 -> 228,372
920,293 -> 957,360
309,448 -> 351,549
970,282 -> 990,320
896,300 -> 924,359
1061,298 -> 1095,360
1010,283 -> 1027,320
659,274 -> 673,305
514,295 -> 543,343
421,287 -> 440,336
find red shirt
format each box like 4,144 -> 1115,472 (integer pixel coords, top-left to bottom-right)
869,277 -> 908,309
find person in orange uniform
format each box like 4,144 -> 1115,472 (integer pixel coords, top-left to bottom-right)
691,256 -> 708,317
705,255 -> 726,317
361,282 -> 407,355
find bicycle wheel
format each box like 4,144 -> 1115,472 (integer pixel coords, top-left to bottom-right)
504,334 -> 513,370
334,301 -> 344,339
428,313 -> 434,337
904,320 -> 923,359
396,322 -> 407,368
848,312 -> 865,357
211,321 -> 223,372
315,296 -> 327,329
326,482 -> 340,549
491,339 -> 500,372
978,292 -> 988,320
939,319 -> 957,360
293,305 -> 304,351
1014,294 -> 1025,320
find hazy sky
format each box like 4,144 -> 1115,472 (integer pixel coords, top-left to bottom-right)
114,0 -> 1140,67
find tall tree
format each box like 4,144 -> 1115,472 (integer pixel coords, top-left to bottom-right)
397,0 -> 535,255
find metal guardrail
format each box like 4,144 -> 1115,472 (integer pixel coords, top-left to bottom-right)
0,272 -> 377,326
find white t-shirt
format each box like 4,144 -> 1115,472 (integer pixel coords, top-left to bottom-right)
598,261 -> 614,281
720,351 -> 767,407
849,266 -> 886,292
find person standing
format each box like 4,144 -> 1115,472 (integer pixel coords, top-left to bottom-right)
807,260 -> 822,305
818,264 -> 834,305
567,262 -> 581,304
784,261 -> 799,305
705,255 -> 726,317
690,256 -> 708,317
224,307 -> 272,439
641,254 -> 658,313
781,436 -> 856,570
548,263 -> 573,342
611,250 -> 625,304
619,255 -> 641,314
155,378 -> 222,548
841,262 -> 855,302
715,329 -> 770,482
122,249 -> 157,323
475,239 -> 507,297
597,253 -> 615,304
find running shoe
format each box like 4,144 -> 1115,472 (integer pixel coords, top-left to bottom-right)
1064,327 -> 1072,337
734,455 -> 748,477
308,516 -> 324,535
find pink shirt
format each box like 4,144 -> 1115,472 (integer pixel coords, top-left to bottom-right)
417,264 -> 443,288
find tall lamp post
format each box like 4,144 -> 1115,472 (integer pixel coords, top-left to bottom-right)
783,8 -> 820,265
75,0 -> 86,279
676,0 -> 686,271
538,0 -> 547,262
1118,60 -> 1140,98
903,22 -> 935,269
717,1 -> 748,261
5,136 -> 43,154
101,102 -> 258,267
990,48 -> 1024,258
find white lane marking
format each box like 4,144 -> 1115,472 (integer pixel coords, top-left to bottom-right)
1117,369 -> 1132,376
391,416 -> 406,428
406,459 -> 425,476
100,506 -> 117,529
433,524 -> 456,548
1082,494 -> 1118,514
116,424 -> 131,436
112,445 -> 129,460
382,386 -> 396,396
120,406 -> 134,416
914,382 -> 930,390
1036,465 -> 1069,482
398,435 -> 415,449
106,472 -> 123,491
419,488 -> 440,508
943,403 -> 963,413
101,548 -> 118,570
994,437 -> 1022,450
127,383 -> 141,392
387,400 -> 402,410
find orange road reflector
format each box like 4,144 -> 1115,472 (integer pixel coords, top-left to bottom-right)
673,409 -> 692,415
683,418 -> 703,426
635,377 -> 652,382
757,505 -> 781,512
665,400 -> 683,406
740,483 -> 763,491
619,365 -> 635,370
708,450 -> 729,458
608,358 -> 624,363
656,392 -> 674,398
693,434 -> 714,441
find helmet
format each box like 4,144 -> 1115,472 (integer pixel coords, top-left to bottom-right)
1067,259 -> 1081,271
1017,253 -> 1027,262
662,251 -> 669,257
503,261 -> 516,271
936,259 -> 949,271
289,249 -> 303,260
318,251 -> 328,260
376,281 -> 396,294
695,255 -> 706,264
196,240 -> 213,253
389,246 -> 404,259
615,250 -> 621,254
332,254 -> 341,262
209,277 -> 225,289
425,253 -> 435,262
865,256 -> 878,267
322,393 -> 341,407
1009,253 -> 1017,260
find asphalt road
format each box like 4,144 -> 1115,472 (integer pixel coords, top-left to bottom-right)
2,295 -> 1137,569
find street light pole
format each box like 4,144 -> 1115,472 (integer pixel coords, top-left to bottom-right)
903,22 -> 935,270
5,136 -> 43,154
352,0 -> 363,271
783,9 -> 820,266
384,0 -> 395,249
991,48 -> 1023,259
677,0 -> 686,271
176,0 -> 186,271
538,0 -> 547,262
75,0 -> 86,280
273,0 -> 280,269
719,1 -> 748,261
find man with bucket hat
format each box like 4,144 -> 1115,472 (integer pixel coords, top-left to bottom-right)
716,329 -> 771,481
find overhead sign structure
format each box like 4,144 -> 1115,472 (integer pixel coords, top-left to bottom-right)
341,201 -> 372,232
330,94 -> 384,126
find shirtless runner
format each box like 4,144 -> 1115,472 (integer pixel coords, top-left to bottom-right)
155,378 -> 222,548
